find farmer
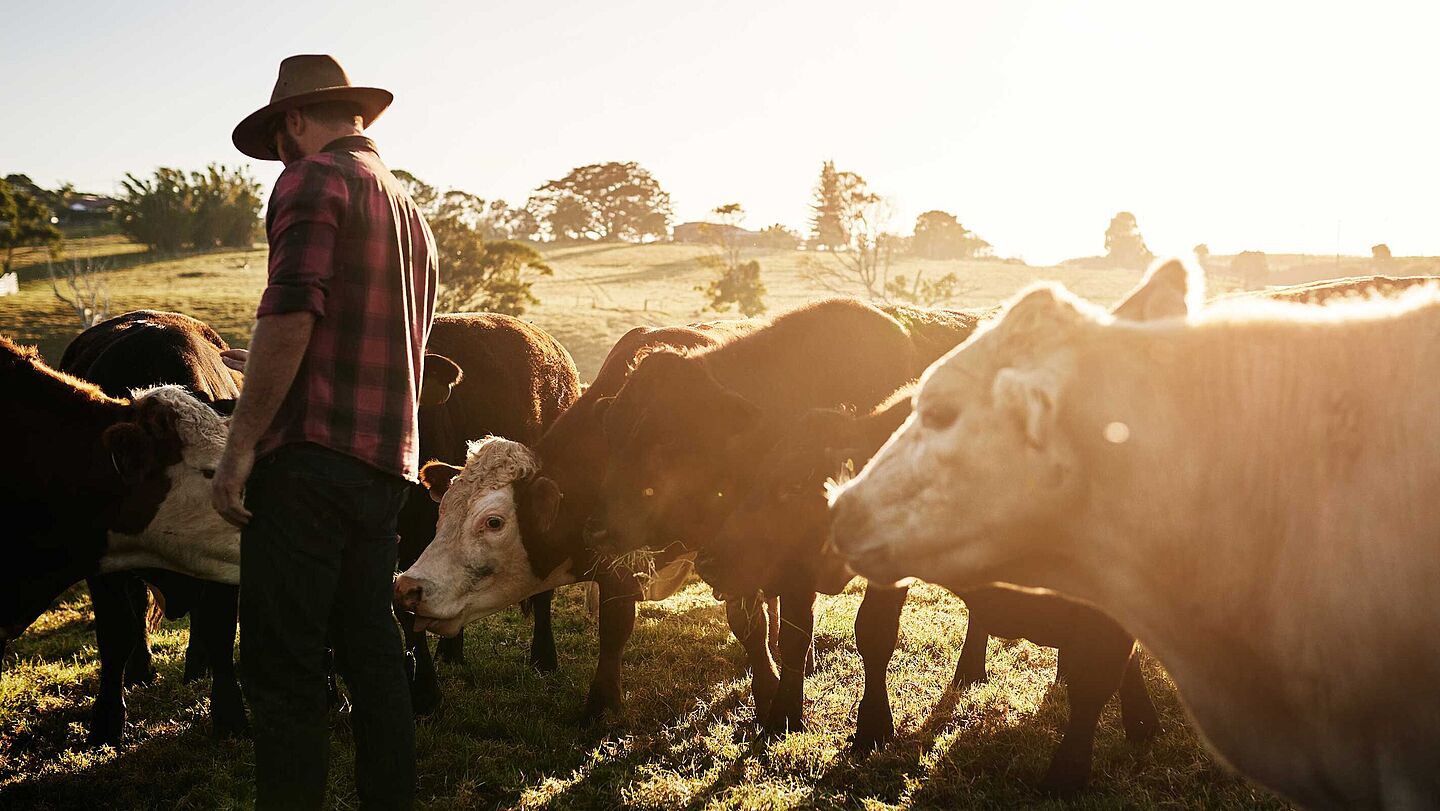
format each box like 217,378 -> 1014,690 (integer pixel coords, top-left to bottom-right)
213,54 -> 436,810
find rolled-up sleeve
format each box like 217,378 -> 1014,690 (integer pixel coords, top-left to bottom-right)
257,158 -> 348,319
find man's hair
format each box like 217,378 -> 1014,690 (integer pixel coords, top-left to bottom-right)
300,101 -> 364,129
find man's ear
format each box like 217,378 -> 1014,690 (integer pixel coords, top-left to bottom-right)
102,422 -> 157,485
419,462 -> 463,503
523,476 -> 563,533
992,367 -> 1063,449
420,354 -> 463,406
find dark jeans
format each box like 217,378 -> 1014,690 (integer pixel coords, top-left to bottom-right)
241,443 -> 416,810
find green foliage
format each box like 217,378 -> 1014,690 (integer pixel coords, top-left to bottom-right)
884,269 -> 968,307
808,160 -> 846,249
698,257 -> 767,316
116,165 -> 261,253
0,177 -> 62,274
756,223 -> 801,249
1104,211 -> 1153,269
526,161 -> 673,242
911,210 -> 991,260
393,171 -> 533,240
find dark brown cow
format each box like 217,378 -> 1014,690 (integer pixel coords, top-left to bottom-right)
0,336 -> 232,657
582,299 -> 984,731
58,310 -> 246,745
396,313 -> 581,715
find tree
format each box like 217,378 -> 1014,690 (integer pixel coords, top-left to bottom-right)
911,210 -> 991,259
696,203 -> 767,316
884,270 -> 969,307
1232,250 -> 1269,290
1193,243 -> 1210,265
438,239 -> 554,315
1372,243 -> 1392,261
801,169 -> 899,299
526,161 -> 672,242
808,160 -> 846,250
392,169 -> 438,212
756,223 -> 801,250
48,256 -> 110,328
0,177 -> 62,274
189,165 -> 262,248
1104,211 -> 1153,269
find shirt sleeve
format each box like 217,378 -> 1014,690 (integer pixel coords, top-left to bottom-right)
257,158 -> 348,319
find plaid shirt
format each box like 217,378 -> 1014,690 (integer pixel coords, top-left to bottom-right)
256,135 -> 437,482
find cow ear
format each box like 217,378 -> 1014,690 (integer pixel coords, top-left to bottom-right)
992,367 -> 1062,449
420,354 -> 463,406
523,476 -> 563,533
102,422 -> 158,485
419,462 -> 463,503
718,390 -> 761,435
1112,258 -> 1195,322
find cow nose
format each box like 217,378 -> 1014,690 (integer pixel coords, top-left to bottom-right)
394,574 -> 425,612
828,494 -> 873,557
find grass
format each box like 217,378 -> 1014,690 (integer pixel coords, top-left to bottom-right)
0,237 -> 1296,808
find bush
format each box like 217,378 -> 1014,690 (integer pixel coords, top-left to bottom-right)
698,257 -> 766,316
117,164 -> 261,252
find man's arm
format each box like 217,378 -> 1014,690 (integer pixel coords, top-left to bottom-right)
211,311 -> 315,527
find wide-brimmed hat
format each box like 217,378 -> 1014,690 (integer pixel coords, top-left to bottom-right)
232,54 -> 392,161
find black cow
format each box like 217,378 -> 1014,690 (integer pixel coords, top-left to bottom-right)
59,310 -> 247,745
398,313 -> 581,715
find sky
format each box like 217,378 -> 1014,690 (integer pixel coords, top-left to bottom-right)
4,0 -> 1438,264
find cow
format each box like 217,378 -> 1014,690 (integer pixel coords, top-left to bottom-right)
829,266 -> 1440,808
694,264 -> 1188,792
57,310 -> 246,745
397,319 -> 765,721
578,299 -> 984,732
0,336 -> 238,661
396,313 -> 581,715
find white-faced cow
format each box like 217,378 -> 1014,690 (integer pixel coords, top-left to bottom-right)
830,266 -> 1440,808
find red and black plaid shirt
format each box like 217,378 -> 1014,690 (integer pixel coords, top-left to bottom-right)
256,135 -> 437,482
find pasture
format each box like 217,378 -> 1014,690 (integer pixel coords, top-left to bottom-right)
0,239 -> 1295,808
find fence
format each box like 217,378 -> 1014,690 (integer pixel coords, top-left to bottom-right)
0,273 -> 17,296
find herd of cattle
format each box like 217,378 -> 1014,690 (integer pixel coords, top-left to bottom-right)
3,261 -> 1438,809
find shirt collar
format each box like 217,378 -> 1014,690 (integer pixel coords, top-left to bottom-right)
321,135 -> 379,155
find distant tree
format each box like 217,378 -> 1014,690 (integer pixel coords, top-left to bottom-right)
808,160 -> 846,250
1372,243 -> 1392,261
1104,211 -> 1153,269
526,161 -> 672,242
802,169 -> 899,299
392,169 -> 438,212
1193,243 -> 1210,265
437,239 -> 553,315
756,223 -> 801,250
911,210 -> 991,259
48,256 -> 110,328
0,177 -> 62,273
884,270 -> 970,307
699,259 -> 766,316
116,168 -> 194,253
1232,250 -> 1270,290
697,203 -> 768,316
189,164 -> 262,248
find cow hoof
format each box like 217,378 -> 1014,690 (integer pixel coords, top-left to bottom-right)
530,650 -> 559,674
123,664 -> 156,689
212,710 -> 250,739
87,711 -> 124,748
852,706 -> 895,753
182,659 -> 209,684
761,702 -> 806,737
1124,718 -> 1163,746
435,639 -> 466,665
1037,765 -> 1089,798
951,670 -> 988,690
410,682 -> 442,717
580,689 -> 623,724
751,675 -> 780,720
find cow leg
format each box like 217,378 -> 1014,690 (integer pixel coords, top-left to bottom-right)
398,608 -> 441,716
952,604 -> 990,688
765,595 -> 781,665
194,581 -> 247,737
582,573 -> 638,722
121,575 -> 155,687
435,628 -> 465,665
1038,631 -> 1133,797
853,583 -> 908,752
87,574 -> 143,745
1117,647 -> 1161,745
726,594 -> 779,719
527,590 -> 558,673
762,591 -> 814,735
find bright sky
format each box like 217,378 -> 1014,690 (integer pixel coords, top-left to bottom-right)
4,1 -> 1437,264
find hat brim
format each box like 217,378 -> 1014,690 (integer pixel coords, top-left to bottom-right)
232,86 -> 393,161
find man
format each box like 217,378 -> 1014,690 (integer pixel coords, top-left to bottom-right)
214,55 -> 436,809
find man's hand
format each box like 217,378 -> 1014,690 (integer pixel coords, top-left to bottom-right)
212,444 -> 256,528
220,348 -> 249,373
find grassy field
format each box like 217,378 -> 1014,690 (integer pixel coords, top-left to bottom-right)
0,238 -> 1295,808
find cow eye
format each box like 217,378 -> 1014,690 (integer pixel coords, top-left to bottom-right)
485,516 -> 504,531
202,469 -> 216,480
921,404 -> 958,430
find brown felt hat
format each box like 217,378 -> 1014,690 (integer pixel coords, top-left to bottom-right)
232,54 -> 392,161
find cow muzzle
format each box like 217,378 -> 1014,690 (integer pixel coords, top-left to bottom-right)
394,573 -> 426,613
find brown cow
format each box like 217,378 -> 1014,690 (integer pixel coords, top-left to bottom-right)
582,299 -> 983,732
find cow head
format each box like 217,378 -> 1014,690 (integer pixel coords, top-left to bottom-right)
586,351 -> 759,555
420,353 -> 463,406
99,385 -> 240,583
830,259 -> 1195,590
395,437 -> 572,636
700,406 -> 869,596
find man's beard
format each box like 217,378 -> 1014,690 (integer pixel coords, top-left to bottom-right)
277,128 -> 303,165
